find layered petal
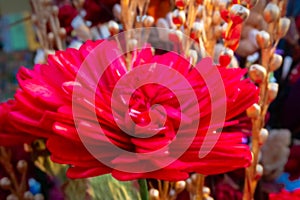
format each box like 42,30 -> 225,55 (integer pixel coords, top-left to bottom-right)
0,40 -> 258,181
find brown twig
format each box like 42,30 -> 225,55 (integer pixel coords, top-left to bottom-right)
0,147 -> 26,200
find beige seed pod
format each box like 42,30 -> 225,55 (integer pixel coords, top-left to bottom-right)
178,10 -> 186,25
185,178 -> 193,192
191,173 -> 198,184
203,186 -> 211,195
248,64 -> 267,84
47,32 -> 55,43
58,28 -> 66,38
34,194 -> 44,200
0,177 -> 11,190
24,191 -> 34,200
229,4 -> 250,24
156,18 -> 170,41
175,181 -> 186,194
143,16 -> 155,27
31,15 -> 38,25
267,82 -> 279,103
256,31 -> 270,49
276,17 -> 291,39
166,12 -> 177,29
269,54 -> 283,72
113,4 -> 121,20
149,188 -> 160,200
169,189 -> 176,198
17,160 -> 28,174
259,128 -> 269,145
128,39 -> 138,51
221,47 -> 234,58
255,164 -> 264,179
263,3 -> 280,23
108,20 -> 120,35
52,6 -> 59,16
192,22 -> 202,38
172,9 -> 186,27
156,18 -> 169,29
7,194 -> 18,200
219,47 -> 234,66
246,103 -> 261,119
188,50 -> 198,66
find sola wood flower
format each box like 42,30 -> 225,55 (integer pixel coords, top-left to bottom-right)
0,40 -> 258,181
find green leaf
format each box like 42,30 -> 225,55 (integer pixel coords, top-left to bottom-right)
89,174 -> 141,200
63,179 -> 90,200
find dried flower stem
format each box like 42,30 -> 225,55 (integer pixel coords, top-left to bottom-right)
31,0 -> 49,50
49,7 -> 65,50
202,0 -> 215,57
183,0 -> 198,56
242,46 -> 275,200
243,1 -> 287,198
120,0 -> 151,70
0,147 -> 26,200
194,174 -> 204,200
163,181 -> 170,199
31,0 -> 66,64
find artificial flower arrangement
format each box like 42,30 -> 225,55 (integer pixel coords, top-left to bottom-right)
0,0 -> 292,199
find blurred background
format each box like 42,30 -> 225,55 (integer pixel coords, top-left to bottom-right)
0,0 -> 36,102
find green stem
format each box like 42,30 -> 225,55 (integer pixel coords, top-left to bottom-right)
138,179 -> 149,200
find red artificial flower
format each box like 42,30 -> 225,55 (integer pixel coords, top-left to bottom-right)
222,24 -> 243,51
269,189 -> 300,200
285,145 -> 300,181
58,4 -> 78,35
0,40 -> 258,181
83,0 -> 119,26
215,182 -> 243,200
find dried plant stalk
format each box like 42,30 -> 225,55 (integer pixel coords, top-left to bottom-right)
0,147 -> 27,200
243,1 -> 288,199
